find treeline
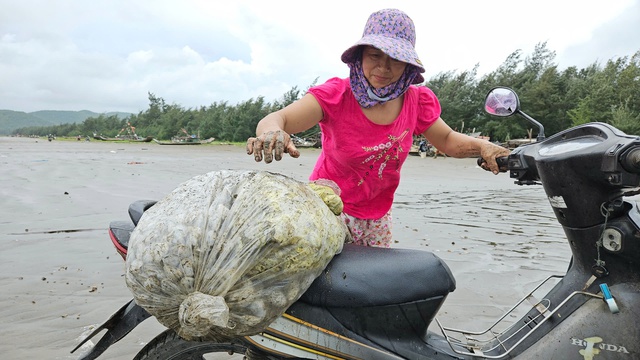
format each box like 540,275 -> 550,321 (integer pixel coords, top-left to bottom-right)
15,43 -> 640,142
16,87 -> 311,142
430,43 -> 640,141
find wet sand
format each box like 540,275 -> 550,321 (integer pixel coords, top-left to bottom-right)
0,137 -> 570,359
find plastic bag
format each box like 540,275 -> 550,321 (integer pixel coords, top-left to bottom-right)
124,170 -> 346,340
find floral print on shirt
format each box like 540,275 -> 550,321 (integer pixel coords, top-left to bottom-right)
358,129 -> 410,186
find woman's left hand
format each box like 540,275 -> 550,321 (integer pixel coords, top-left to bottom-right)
479,142 -> 511,174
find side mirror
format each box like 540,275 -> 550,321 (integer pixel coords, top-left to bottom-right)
484,87 -> 519,117
484,86 -> 546,142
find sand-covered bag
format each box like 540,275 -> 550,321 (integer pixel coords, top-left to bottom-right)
124,170 -> 346,340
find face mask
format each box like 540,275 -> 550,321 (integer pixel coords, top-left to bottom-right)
348,58 -> 418,108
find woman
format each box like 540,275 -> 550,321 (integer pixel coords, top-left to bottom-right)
246,8 -> 509,247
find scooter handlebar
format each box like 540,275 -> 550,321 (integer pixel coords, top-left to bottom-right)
477,156 -> 509,171
622,148 -> 640,173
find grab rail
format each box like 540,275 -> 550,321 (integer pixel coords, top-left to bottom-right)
434,275 -> 604,358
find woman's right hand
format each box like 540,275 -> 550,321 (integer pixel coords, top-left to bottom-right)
246,130 -> 300,163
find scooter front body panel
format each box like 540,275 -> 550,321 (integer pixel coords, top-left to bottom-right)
513,283 -> 639,359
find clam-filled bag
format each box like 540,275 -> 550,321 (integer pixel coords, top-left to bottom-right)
124,170 -> 346,340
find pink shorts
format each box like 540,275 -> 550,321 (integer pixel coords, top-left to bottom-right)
340,210 -> 393,248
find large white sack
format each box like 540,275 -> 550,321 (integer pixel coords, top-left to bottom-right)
124,170 -> 346,340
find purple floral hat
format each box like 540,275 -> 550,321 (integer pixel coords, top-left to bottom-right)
341,8 -> 425,84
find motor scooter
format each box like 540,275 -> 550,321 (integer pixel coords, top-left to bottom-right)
72,86 -> 640,359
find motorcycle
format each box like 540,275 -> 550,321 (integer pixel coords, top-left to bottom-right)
72,86 -> 640,359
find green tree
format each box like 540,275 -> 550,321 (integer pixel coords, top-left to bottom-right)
426,65 -> 480,133
610,101 -> 640,135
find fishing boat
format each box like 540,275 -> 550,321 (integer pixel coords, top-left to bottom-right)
153,137 -> 215,145
291,135 -> 318,148
93,133 -> 153,142
153,129 -> 215,145
93,123 -> 153,142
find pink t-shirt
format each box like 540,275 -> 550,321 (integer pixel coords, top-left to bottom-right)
308,77 -> 441,219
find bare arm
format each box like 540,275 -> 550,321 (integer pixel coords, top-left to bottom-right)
423,117 -> 510,174
247,94 -> 324,163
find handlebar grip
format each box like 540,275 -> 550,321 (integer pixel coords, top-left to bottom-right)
621,148 -> 640,172
497,156 -> 508,168
477,156 -> 509,169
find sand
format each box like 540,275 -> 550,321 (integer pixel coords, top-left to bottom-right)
0,136 -> 570,359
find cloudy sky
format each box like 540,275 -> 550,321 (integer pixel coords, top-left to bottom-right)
1,0 -> 639,114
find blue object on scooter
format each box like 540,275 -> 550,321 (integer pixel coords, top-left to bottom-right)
599,283 -> 620,314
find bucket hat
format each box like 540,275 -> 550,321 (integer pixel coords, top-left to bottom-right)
341,8 -> 425,84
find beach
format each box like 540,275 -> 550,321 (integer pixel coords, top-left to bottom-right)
0,137 -> 570,359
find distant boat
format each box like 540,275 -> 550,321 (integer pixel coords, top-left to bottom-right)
291,134 -> 319,148
92,122 -> 153,142
153,128 -> 215,145
153,137 -> 215,145
93,133 -> 154,142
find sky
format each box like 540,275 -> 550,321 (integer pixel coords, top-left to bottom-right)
1,0 -> 639,114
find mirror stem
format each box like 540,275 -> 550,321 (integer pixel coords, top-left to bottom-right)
518,110 -> 545,141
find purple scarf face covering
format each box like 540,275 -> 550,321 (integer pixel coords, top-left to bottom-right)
348,58 -> 418,108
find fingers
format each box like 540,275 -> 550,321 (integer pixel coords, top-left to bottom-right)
487,159 -> 500,175
480,143 -> 510,175
246,138 -> 254,155
246,130 -> 298,163
487,151 -> 504,174
262,132 -> 274,163
286,142 -> 300,158
246,137 -> 264,162
246,137 -> 262,162
272,131 -> 285,162
478,159 -> 496,174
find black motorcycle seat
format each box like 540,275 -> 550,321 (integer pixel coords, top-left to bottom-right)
300,243 -> 456,307
128,200 -> 157,225
108,200 -> 158,252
